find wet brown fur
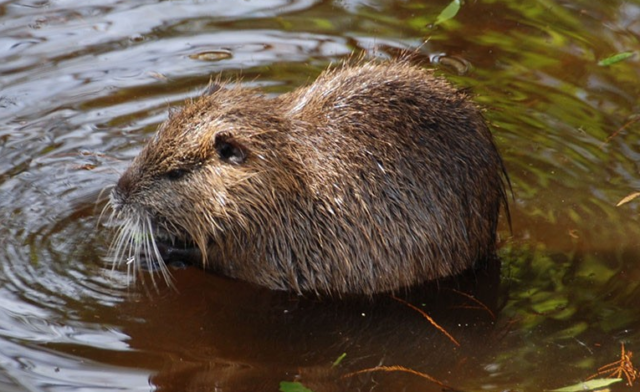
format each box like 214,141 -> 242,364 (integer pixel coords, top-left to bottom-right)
110,60 -> 508,295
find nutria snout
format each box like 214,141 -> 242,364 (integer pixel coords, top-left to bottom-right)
108,60 -> 509,295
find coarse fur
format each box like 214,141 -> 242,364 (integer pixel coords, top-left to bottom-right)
108,59 -> 509,295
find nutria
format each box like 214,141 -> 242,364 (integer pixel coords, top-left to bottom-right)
108,60 -> 509,295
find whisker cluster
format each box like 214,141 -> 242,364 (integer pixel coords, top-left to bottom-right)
105,200 -> 173,289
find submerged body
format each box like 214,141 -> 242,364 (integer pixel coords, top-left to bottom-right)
109,60 -> 508,295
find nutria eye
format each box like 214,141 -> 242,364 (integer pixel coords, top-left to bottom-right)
216,139 -> 246,165
165,168 -> 189,180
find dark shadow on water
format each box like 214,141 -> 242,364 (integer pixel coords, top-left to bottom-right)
121,256 -> 503,392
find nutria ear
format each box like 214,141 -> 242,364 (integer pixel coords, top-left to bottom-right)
214,133 -> 247,165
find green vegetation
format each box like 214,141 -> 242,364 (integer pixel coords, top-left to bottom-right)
279,381 -> 314,392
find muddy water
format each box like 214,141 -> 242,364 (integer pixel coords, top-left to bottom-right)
1,0 -> 639,391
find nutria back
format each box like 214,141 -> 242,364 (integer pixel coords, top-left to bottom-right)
109,60 -> 508,295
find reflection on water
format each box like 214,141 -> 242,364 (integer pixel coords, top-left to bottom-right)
1,0 -> 639,391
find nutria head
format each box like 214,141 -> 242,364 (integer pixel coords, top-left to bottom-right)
109,86 -> 303,280
108,60 -> 508,295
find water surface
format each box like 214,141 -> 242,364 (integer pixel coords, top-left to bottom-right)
1,0 -> 640,391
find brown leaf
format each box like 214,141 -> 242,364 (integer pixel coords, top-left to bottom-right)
616,192 -> 640,207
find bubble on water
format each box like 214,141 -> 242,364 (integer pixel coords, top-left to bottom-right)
430,53 -> 472,75
188,50 -> 233,62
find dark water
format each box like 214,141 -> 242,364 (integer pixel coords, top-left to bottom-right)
1,0 -> 639,391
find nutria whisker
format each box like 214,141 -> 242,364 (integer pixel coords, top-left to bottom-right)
106,205 -> 173,289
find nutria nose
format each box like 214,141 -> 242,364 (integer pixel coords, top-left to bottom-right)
112,167 -> 137,206
116,169 -> 133,196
